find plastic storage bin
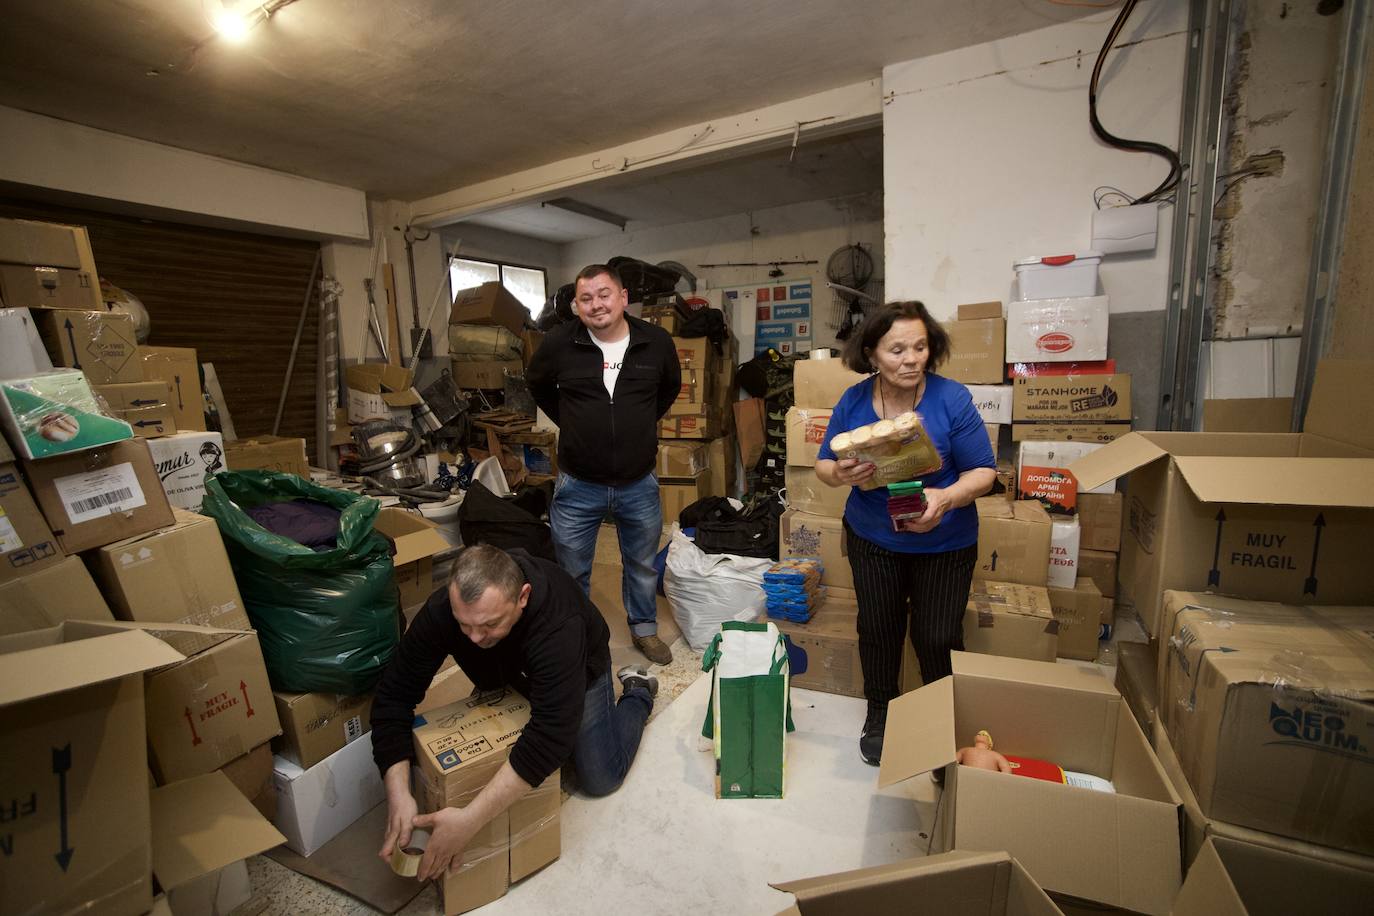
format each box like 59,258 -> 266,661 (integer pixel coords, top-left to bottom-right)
1014,251 -> 1102,300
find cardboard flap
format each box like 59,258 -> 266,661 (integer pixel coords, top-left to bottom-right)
1065,432 -> 1169,491
0,627 -> 184,704
951,651 -> 1116,696
62,619 -> 247,660
773,851 -> 1032,913
345,363 -> 414,394
373,508 -> 449,565
1304,359 -> 1374,451
151,771 -> 285,891
878,676 -> 956,788
1171,455 -> 1374,508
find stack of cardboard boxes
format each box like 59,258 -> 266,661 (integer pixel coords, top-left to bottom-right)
448,282 -> 531,391
644,305 -> 739,523
942,300 -> 1009,459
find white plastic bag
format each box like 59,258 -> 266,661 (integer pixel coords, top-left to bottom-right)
663,526 -> 769,651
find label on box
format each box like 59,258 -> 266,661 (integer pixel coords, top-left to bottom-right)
0,507 -> 21,553
1018,465 -> 1078,514
53,462 -> 146,523
344,714 -> 364,743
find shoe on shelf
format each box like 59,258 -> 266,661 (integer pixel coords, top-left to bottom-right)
616,664 -> 660,698
859,703 -> 888,766
632,633 -> 673,666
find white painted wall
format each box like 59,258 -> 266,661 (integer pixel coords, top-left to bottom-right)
882,2 -> 1187,320
0,105 -> 369,241
558,191 -> 883,351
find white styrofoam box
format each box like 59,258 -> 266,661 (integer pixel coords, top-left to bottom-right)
1048,516 -> 1081,589
1013,252 -> 1102,301
0,308 -> 53,378
145,431 -> 225,513
1091,204 -> 1159,255
1272,337 -> 1300,398
1017,440 -> 1116,495
964,384 -> 1012,425
272,731 -> 385,856
1006,296 -> 1109,363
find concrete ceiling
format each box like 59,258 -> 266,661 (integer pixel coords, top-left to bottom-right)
0,0 -> 1092,203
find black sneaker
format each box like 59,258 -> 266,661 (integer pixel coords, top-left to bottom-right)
616,664 -> 659,698
859,703 -> 887,766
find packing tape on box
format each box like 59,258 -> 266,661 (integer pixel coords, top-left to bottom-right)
390,828 -> 431,877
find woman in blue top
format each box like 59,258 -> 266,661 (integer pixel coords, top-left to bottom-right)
814,301 -> 996,765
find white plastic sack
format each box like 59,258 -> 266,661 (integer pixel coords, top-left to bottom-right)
663,526 -> 769,651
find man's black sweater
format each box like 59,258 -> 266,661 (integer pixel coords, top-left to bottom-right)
526,314 -> 681,487
369,549 -> 612,788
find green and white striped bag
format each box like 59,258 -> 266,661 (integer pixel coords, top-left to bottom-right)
700,620 -> 796,799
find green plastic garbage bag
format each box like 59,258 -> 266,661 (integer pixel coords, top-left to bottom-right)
201,469 -> 400,694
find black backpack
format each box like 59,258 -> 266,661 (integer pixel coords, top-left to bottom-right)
458,480 -> 556,561
680,495 -> 785,559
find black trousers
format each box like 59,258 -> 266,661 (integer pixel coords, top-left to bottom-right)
845,523 -> 978,706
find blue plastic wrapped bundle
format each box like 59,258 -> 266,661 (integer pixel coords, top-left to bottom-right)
762,558 -> 824,623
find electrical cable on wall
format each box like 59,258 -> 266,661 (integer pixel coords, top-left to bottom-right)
1089,0 -> 1183,204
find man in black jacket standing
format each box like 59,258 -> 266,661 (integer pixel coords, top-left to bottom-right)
372,543 -> 658,881
527,264 -> 682,665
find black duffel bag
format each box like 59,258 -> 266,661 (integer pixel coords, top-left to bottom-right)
679,495 -> 784,559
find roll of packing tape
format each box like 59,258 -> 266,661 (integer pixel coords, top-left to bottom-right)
390,828 -> 431,877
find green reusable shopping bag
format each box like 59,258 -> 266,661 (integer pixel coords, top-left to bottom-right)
700,620 -> 796,799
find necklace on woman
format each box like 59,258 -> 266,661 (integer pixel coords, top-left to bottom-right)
879,374 -> 922,419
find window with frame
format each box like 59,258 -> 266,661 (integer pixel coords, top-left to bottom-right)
450,257 -> 547,318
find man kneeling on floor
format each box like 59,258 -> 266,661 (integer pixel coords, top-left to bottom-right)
371,542 -> 658,880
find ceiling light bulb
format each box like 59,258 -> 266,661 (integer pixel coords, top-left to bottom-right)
213,8 -> 251,41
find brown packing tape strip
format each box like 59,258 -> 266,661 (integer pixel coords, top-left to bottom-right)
977,610 -> 995,628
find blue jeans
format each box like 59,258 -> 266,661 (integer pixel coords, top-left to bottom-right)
550,471 -> 662,638
572,667 -> 652,797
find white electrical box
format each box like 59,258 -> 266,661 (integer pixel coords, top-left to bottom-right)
1091,203 -> 1159,255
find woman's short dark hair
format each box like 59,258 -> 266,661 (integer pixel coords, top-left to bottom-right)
840,301 -> 951,374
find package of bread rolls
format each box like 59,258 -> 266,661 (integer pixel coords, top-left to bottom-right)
828,410 -> 941,489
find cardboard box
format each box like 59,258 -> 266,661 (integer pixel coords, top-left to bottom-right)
1114,640 -> 1157,739
659,472 -> 711,524
223,435 -> 309,478
1017,441 -> 1115,503
412,690 -> 561,915
772,596 -> 862,698
144,431 -> 225,512
520,329 -> 544,366
150,771 -> 286,916
961,580 -> 1057,662
671,335 -> 714,371
784,464 -> 847,518
1011,422 -> 1129,443
345,363 -> 422,423
220,742 -> 276,822
1012,374 -> 1132,422
880,652 -> 1183,915
450,282 -> 530,338
0,306 -> 55,377
0,460 -> 63,583
272,732 -> 387,856
1074,491 -> 1121,552
965,384 -> 1012,425
137,346 -> 206,433
1202,397 -> 1294,433
0,217 -> 102,310
373,507 -> 448,608
36,308 -> 140,384
93,380 -> 177,437
23,437 -> 175,553
0,623 -> 183,916
272,691 -> 373,771
1151,718 -> 1374,874
667,367 -> 709,416
1174,836 -> 1374,916
773,849 -> 1065,916
779,509 -> 852,591
1067,359 -> 1374,633
657,439 -> 709,478
974,497 -> 1052,586
784,407 -> 831,467
641,304 -> 679,334
657,408 -> 718,439
706,433 -> 736,499
66,619 -> 280,784
87,508 -> 250,629
1047,579 -> 1107,661
1156,590 -> 1374,854
1075,547 -> 1116,598
984,423 -> 1000,454
793,357 -> 865,409
0,554 -> 112,634
1047,517 -> 1079,589
958,301 -> 1004,320
943,318 -> 1006,384
1005,296 -> 1109,363
0,368 -> 134,460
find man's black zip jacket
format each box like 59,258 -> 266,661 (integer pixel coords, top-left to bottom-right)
369,549 -> 612,788
526,314 -> 681,486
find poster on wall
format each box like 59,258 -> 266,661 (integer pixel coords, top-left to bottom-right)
721,278 -> 814,356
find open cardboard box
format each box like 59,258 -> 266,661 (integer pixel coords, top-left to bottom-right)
1173,836 -> 1374,916
772,849 -> 1063,916
1067,358 -> 1374,634
0,622 -> 184,916
879,652 -> 1182,915
373,507 -> 449,608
